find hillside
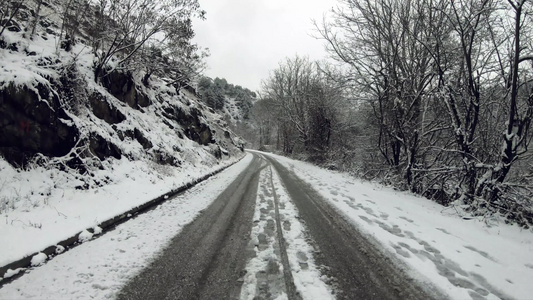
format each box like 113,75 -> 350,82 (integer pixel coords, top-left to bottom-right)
0,0 -> 246,267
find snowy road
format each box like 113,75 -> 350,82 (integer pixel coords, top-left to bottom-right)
2,151 -> 528,299
117,154 -> 262,299
0,152 -> 435,299
115,152 -> 434,299
263,155 -> 433,300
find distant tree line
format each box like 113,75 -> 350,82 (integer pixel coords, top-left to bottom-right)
197,76 -> 255,119
255,0 -> 533,226
257,56 -> 344,161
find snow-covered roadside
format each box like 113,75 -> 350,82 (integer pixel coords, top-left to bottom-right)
1,29 -> 247,276
240,160 -> 333,300
1,6 -> 246,273
0,153 -> 244,274
258,151 -> 533,300
0,154 -> 253,299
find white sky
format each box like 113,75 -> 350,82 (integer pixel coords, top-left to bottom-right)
192,0 -> 338,91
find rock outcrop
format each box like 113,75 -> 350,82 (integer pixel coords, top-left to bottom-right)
102,71 -> 151,109
0,82 -> 79,166
0,57 -> 239,170
88,133 -> 121,161
162,104 -> 214,146
89,91 -> 126,124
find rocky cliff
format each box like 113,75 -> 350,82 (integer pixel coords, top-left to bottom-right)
0,4 -> 244,180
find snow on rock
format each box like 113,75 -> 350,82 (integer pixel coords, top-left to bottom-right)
93,226 -> 103,235
30,253 -> 48,267
78,230 -> 94,243
3,268 -> 25,279
55,245 -> 65,255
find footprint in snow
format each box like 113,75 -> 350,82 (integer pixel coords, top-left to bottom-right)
391,243 -> 411,258
436,228 -> 450,235
358,215 -> 374,225
400,216 -> 414,223
344,200 -> 360,210
463,245 -> 498,263
283,220 -> 291,231
296,251 -> 309,269
398,242 -> 418,254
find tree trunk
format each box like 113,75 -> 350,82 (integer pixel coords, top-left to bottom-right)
30,0 -> 43,39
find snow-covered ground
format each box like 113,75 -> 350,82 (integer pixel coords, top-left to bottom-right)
0,152 -> 243,274
261,152 -> 533,300
0,154 -> 253,299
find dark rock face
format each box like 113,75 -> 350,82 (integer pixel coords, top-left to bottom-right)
0,19 -> 21,32
152,149 -> 180,166
134,128 -> 152,150
89,134 -> 121,161
89,91 -> 126,124
212,145 -> 222,159
102,71 -> 151,109
163,105 -> 214,146
181,83 -> 198,97
0,83 -> 79,166
0,67 -> 228,168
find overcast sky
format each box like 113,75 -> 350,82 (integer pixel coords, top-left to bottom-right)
192,0 -> 338,91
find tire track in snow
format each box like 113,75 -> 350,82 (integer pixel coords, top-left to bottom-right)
269,165 -> 300,300
240,155 -> 333,300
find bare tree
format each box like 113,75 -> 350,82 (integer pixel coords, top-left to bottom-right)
262,56 -> 313,154
0,0 -> 25,37
261,56 -> 342,161
90,0 -> 204,82
251,98 -> 278,149
316,0 -> 533,223
472,0 -> 533,214
317,0 -> 442,191
30,0 -> 43,39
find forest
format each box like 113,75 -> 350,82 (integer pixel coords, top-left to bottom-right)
250,0 -> 533,226
196,76 -> 255,119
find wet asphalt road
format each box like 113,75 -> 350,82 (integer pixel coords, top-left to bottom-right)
117,153 -> 437,299
117,155 -> 262,300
